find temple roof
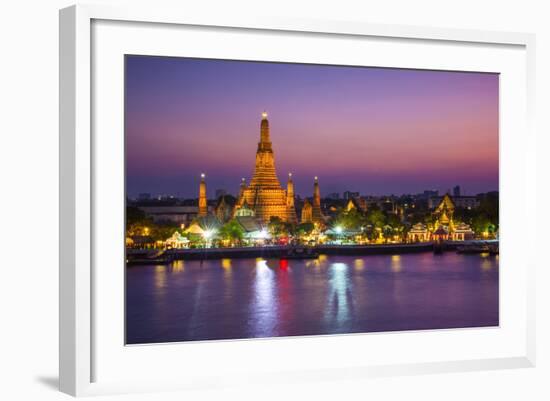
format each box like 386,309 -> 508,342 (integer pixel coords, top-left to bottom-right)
436,193 -> 455,212
215,194 -> 237,208
235,216 -> 263,233
454,222 -> 473,232
345,197 -> 365,213
433,226 -> 449,235
409,222 -> 428,232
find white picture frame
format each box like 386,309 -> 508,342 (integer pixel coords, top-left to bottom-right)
59,4 -> 536,397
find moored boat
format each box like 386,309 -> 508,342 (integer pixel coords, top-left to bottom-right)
282,246 -> 319,259
127,250 -> 174,265
456,241 -> 498,255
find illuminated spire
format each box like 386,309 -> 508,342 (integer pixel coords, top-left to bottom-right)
260,111 -> 271,145
313,176 -> 320,204
245,112 -> 288,223
238,177 -> 247,201
312,176 -> 324,223
286,173 -> 297,224
198,173 -> 207,217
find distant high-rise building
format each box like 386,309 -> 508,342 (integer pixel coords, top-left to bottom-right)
326,192 -> 340,200
343,191 -> 360,200
417,189 -> 439,200
424,190 -> 439,197
453,185 -> 461,197
138,193 -> 151,201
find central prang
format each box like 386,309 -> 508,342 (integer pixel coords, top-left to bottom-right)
235,112 -> 296,223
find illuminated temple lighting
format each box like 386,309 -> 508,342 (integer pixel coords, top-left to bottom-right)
233,112 -> 296,223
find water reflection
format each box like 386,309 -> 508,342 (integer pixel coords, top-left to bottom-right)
171,260 -> 185,273
127,252 -> 499,344
221,258 -> 232,278
309,254 -> 328,268
154,265 -> 167,290
391,255 -> 402,272
480,254 -> 498,271
251,259 -> 278,337
325,262 -> 353,327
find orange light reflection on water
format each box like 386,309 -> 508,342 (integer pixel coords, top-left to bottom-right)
391,255 -> 402,272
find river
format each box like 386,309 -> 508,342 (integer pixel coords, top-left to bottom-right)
126,252 -> 498,344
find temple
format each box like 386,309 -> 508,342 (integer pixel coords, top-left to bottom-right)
433,193 -> 455,231
234,112 -> 297,223
195,112 -> 326,225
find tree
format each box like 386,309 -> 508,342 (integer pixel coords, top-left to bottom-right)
296,222 -> 314,236
219,220 -> 245,245
364,225 -> 378,241
268,216 -> 289,238
125,206 -> 153,237
382,225 -> 394,242
149,224 -> 178,243
478,191 -> 499,228
366,208 -> 386,229
471,213 -> 492,235
127,206 -> 146,225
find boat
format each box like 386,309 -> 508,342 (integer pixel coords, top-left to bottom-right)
282,246 -> 319,259
456,242 -> 491,254
126,250 -> 174,265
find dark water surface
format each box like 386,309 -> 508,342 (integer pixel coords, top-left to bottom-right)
126,252 -> 499,344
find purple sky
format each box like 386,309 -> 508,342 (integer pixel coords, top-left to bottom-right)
125,56 -> 499,199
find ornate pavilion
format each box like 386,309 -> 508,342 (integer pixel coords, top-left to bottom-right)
407,193 -> 474,242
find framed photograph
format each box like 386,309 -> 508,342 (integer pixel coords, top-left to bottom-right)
60,4 -> 536,396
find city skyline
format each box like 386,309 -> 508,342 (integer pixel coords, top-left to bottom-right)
131,185 -> 487,202
126,56 -> 499,198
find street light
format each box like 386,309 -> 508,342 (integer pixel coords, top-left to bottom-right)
334,226 -> 343,245
202,229 -> 216,248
